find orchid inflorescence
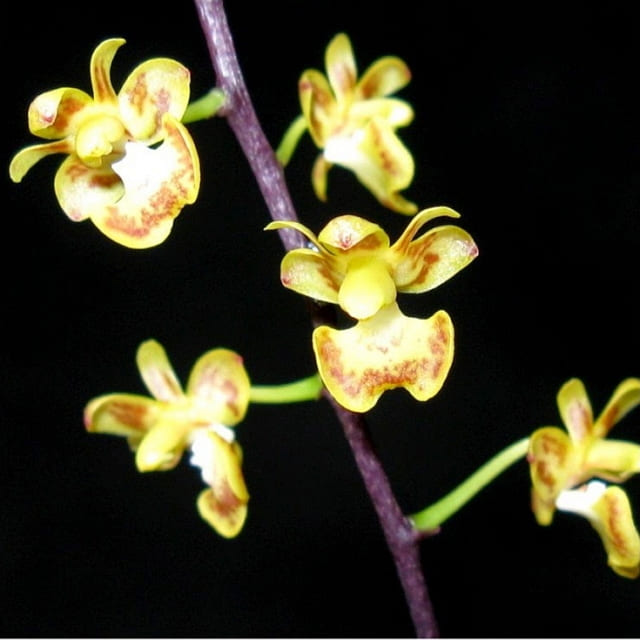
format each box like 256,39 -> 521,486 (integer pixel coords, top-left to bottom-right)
8,24 -> 639,639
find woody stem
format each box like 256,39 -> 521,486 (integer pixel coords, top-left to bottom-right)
193,0 -> 439,636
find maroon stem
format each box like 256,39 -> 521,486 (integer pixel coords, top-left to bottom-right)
193,0 -> 439,636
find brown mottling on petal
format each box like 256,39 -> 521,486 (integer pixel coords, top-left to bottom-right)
102,401 -> 150,431
531,433 -> 570,490
604,492 -> 630,557
320,334 -> 448,401
354,234 -> 386,251
90,172 -> 121,189
569,400 -> 592,441
600,404 -> 620,432
370,120 -> 400,177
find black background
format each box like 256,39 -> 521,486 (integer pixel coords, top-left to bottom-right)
2,1 -> 639,637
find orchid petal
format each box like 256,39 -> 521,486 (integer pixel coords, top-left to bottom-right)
527,426 -> 577,525
356,56 -> 412,99
584,438 -> 640,481
350,97 -> 414,127
9,139 -> 74,183
186,349 -> 251,427
90,38 -> 123,104
193,431 -> 249,538
317,214 -> 389,253
26,88 -> 93,139
325,33 -> 357,102
265,219 -> 325,250
119,58 -> 191,143
558,482 -> 640,579
390,218 -> 478,292
84,393 -> 161,438
277,248 -> 342,305
594,377 -> 640,438
325,118 -> 417,214
90,116 -> 200,249
557,378 -> 594,444
299,69 -> 337,147
136,339 -> 184,402
591,485 -> 640,578
313,303 -> 454,413
135,419 -> 189,472
311,153 -> 331,202
54,154 -> 124,221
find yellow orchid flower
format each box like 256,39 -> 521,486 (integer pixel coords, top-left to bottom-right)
9,38 -> 200,249
297,32 -> 416,214
527,377 -> 640,578
84,340 -> 250,538
266,206 -> 478,412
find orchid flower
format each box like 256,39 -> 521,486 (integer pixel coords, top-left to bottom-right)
528,377 -> 640,577
84,340 -> 250,538
267,206 -> 478,411
294,32 -> 416,214
9,38 -> 200,248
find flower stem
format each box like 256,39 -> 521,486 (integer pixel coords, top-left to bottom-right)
193,0 -> 304,252
275,115 -> 307,166
409,437 -> 530,532
182,87 -> 226,123
250,373 -> 323,404
192,1 -> 439,635
324,391 -> 440,638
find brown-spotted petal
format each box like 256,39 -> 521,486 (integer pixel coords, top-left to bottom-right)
54,153 -> 124,221
27,88 -> 94,139
193,432 -> 249,538
136,339 -> 184,402
90,38 -> 124,104
356,56 -> 412,99
299,69 -> 338,148
324,118 -> 417,215
557,378 -> 594,445
325,33 -> 357,103
557,482 -> 640,579
317,214 -> 389,253
313,303 -> 454,413
119,58 -> 191,143
389,210 -> 478,293
277,248 -> 342,305
594,377 -> 640,438
591,485 -> 640,578
186,348 -> 251,427
90,115 -> 200,248
9,139 -> 74,183
84,393 -> 161,438
527,426 -> 578,525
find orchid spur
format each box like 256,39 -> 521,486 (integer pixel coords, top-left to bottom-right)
267,206 -> 478,412
278,32 -> 417,215
527,377 -> 640,577
9,38 -> 200,249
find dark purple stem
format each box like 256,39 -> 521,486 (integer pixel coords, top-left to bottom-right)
192,0 -> 439,636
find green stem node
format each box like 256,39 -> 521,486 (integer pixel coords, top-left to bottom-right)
275,115 -> 308,166
409,437 -> 530,532
249,373 -> 323,404
182,88 -> 226,123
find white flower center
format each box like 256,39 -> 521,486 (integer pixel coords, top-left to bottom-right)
189,424 -> 235,486
556,480 -> 607,518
